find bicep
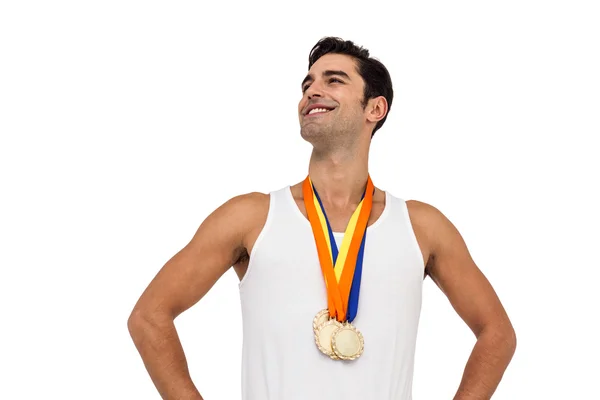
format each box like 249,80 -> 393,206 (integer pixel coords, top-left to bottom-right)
425,204 -> 509,336
132,193 -> 267,319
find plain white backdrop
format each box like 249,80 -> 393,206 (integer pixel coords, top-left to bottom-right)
1,1 -> 599,398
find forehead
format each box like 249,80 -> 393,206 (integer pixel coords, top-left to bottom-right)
308,53 -> 360,78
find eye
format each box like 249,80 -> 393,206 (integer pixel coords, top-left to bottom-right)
302,77 -> 343,93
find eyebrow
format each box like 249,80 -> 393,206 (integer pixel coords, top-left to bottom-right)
301,70 -> 351,89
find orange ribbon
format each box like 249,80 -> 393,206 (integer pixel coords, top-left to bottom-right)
303,176 -> 374,322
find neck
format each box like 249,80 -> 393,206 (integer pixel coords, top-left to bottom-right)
308,144 -> 370,209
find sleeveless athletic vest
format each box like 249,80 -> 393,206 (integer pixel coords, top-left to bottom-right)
238,185 -> 424,400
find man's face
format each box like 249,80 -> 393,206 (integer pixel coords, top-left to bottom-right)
298,53 -> 367,144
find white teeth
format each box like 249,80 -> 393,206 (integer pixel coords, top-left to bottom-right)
308,107 -> 330,115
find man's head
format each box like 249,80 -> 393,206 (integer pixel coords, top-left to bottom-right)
298,37 -> 393,147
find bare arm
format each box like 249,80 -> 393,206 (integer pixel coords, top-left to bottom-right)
408,201 -> 517,400
127,192 -> 269,400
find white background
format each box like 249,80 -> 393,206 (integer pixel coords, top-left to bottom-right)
1,1 -> 599,399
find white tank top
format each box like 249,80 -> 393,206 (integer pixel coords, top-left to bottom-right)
238,185 -> 424,400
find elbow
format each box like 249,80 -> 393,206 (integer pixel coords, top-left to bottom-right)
127,308 -> 144,336
127,307 -> 155,337
127,306 -> 174,338
500,317 -> 517,353
493,322 -> 517,357
480,320 -> 517,356
507,326 -> 517,356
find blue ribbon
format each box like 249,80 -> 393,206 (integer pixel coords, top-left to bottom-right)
312,185 -> 368,323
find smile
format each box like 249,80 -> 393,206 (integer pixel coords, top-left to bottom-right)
306,108 -> 333,116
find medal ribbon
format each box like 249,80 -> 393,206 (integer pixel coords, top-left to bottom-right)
303,175 -> 374,323
313,185 -> 368,323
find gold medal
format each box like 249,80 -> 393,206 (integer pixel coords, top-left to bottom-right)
312,309 -> 330,332
314,319 -> 343,359
332,322 -> 364,361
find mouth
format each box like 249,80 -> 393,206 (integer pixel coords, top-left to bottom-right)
304,106 -> 335,117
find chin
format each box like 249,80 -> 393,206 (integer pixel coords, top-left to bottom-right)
300,126 -> 324,142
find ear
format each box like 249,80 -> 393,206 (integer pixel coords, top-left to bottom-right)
365,96 -> 388,123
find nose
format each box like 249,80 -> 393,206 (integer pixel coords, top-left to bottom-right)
305,80 -> 324,99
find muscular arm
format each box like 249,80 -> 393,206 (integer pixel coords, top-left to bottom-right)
407,201 -> 517,400
127,192 -> 269,400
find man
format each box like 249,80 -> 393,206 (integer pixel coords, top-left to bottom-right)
128,37 -> 516,400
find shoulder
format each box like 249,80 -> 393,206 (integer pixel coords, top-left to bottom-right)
226,191 -> 270,209
220,191 -> 270,227
229,191 -> 271,235
220,191 -> 271,257
191,191 -> 270,258
405,199 -> 461,240
404,199 -> 462,268
198,191 -> 270,238
405,199 -> 454,231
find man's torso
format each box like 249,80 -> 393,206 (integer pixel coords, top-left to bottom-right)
233,182 -> 430,280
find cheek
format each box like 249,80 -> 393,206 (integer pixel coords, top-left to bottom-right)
298,98 -> 306,113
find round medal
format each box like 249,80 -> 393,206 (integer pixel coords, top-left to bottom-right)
314,319 -> 342,359
332,323 -> 364,361
312,309 -> 330,333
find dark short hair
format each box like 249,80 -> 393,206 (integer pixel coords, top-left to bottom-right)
308,37 -> 393,137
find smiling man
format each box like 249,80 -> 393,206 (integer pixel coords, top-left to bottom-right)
128,37 -> 516,400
